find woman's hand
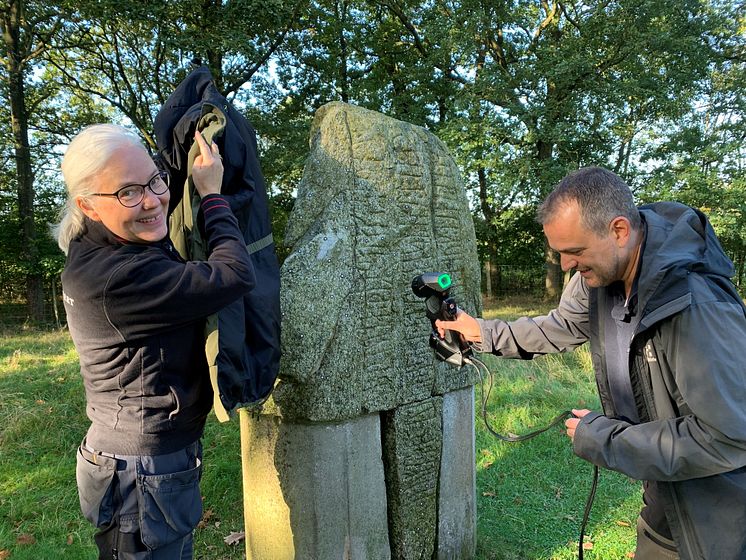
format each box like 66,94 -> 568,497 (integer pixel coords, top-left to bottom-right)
191,130 -> 224,197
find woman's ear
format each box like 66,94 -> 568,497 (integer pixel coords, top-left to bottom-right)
76,197 -> 101,222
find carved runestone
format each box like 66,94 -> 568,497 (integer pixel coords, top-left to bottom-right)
275,101 -> 481,422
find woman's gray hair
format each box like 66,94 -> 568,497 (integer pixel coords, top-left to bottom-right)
52,124 -> 146,254
537,166 -> 641,235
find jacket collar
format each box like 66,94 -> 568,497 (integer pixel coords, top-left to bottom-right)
634,202 -> 734,326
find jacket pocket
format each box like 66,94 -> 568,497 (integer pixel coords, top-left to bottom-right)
76,445 -> 118,527
136,458 -> 203,549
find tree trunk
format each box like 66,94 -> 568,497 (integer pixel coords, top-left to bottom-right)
544,244 -> 562,301
51,277 -> 61,330
538,136 -> 560,302
4,0 -> 45,323
477,166 -> 494,224
483,255 -> 492,299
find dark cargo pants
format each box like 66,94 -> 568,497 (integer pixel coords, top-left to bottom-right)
76,439 -> 203,560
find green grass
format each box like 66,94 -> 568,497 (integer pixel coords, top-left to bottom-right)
0,297 -> 640,559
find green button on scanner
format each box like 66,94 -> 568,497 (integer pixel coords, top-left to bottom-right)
437,273 -> 452,290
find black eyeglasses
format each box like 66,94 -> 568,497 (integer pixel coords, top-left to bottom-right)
91,170 -> 170,208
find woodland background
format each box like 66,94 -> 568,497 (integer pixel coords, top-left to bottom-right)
2,0 -> 745,325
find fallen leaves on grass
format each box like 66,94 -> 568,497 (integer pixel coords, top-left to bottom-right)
224,531 -> 245,546
615,520 -> 631,527
479,449 -> 495,469
16,534 -> 36,545
197,507 -> 215,529
0,550 -> 10,559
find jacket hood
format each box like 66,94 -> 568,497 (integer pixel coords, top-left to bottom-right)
637,201 -> 735,318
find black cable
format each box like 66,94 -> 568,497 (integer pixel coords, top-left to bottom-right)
467,355 -> 571,442
466,355 -> 599,560
578,465 -> 599,560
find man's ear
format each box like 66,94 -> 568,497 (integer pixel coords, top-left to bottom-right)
610,216 -> 632,247
76,197 -> 101,222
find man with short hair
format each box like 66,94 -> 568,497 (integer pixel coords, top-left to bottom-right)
439,166 -> 746,559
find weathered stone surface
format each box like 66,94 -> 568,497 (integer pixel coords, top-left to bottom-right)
437,387 -> 477,560
382,397 -> 444,560
275,101 -> 481,422
240,410 -> 390,560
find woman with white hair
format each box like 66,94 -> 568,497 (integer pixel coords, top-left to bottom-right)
55,124 -> 254,559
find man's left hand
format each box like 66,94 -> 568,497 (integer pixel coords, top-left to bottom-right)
565,408 -> 592,441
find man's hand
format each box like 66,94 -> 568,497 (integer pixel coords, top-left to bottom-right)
565,409 -> 591,441
434,309 -> 482,343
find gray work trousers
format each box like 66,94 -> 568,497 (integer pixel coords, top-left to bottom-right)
76,438 -> 203,560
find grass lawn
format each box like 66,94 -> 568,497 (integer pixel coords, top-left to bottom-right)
0,297 -> 640,559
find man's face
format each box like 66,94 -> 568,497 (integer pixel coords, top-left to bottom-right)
542,200 -> 625,288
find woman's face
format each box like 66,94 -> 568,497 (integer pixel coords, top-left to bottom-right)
77,144 -> 170,244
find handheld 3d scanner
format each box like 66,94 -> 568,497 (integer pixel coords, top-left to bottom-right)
411,272 -> 471,367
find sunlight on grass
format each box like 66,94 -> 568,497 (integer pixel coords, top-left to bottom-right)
482,295 -> 554,321
0,461 -> 70,502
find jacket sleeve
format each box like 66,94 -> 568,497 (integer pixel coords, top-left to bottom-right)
103,194 -> 255,338
573,300 -> 746,481
476,272 -> 591,358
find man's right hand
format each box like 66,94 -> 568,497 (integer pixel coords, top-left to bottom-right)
435,310 -> 482,343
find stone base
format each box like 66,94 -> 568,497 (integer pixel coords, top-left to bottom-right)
239,411 -> 390,560
438,387 -> 477,559
238,387 -> 475,559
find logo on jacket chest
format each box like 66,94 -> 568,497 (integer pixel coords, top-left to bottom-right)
644,341 -> 657,363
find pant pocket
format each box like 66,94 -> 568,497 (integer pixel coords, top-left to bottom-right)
76,445 -> 118,528
136,458 -> 203,550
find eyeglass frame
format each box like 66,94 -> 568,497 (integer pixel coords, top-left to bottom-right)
90,170 -> 170,208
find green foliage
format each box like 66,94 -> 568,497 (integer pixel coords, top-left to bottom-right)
634,10 -> 746,289
268,190 -> 296,264
474,204 -> 546,266
2,0 -> 746,315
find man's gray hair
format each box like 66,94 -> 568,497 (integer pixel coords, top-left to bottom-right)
537,166 -> 641,235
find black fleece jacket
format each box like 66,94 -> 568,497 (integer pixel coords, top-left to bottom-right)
63,194 -> 254,455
